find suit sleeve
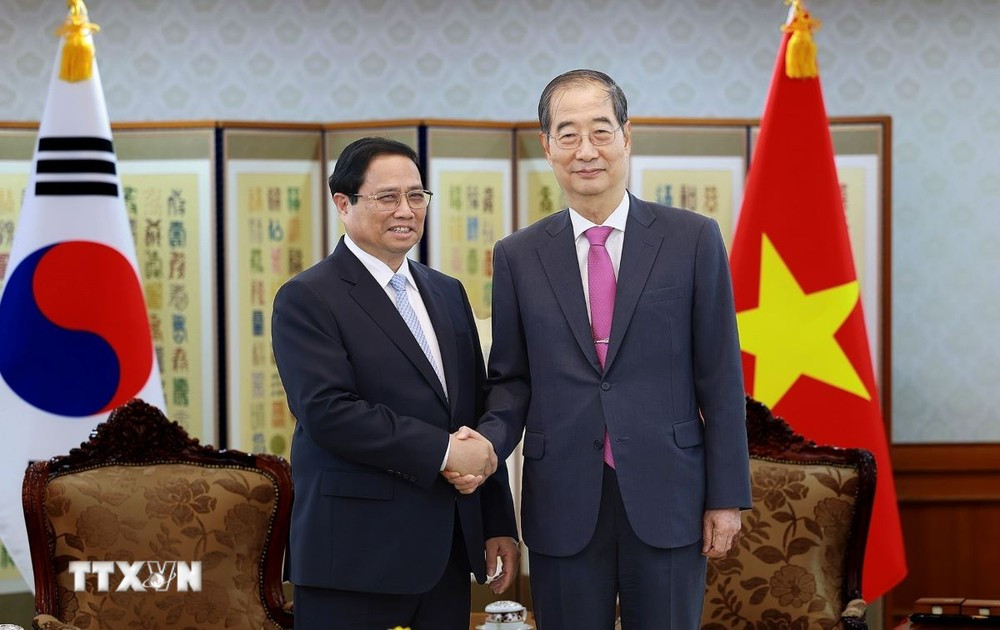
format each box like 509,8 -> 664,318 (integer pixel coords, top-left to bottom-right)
271,278 -> 449,489
476,240 -> 532,461
455,281 -> 518,539
692,219 -> 753,510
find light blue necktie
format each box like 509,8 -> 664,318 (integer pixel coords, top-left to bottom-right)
389,274 -> 446,391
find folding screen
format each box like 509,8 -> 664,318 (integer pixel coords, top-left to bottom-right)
425,122 -> 514,319
221,124 -> 324,457
115,123 -> 219,444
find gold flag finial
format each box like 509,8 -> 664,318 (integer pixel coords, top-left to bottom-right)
56,0 -> 101,82
781,0 -> 820,79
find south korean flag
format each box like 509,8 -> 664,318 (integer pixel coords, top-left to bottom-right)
0,0 -> 165,589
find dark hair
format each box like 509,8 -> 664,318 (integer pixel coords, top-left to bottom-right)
537,69 -> 629,135
328,137 -> 421,202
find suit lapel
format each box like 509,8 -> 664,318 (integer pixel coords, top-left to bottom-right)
335,243 -> 449,409
411,264 -> 458,416
605,195 -> 662,371
537,210 -> 602,373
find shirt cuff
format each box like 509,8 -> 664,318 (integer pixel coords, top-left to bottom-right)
440,440 -> 451,472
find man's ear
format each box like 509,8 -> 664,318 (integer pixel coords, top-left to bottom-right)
332,192 -> 351,219
539,132 -> 553,163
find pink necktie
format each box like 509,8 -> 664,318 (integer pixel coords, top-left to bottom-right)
586,226 -> 616,469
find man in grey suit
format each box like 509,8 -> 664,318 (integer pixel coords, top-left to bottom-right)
472,70 -> 752,629
272,137 -> 518,629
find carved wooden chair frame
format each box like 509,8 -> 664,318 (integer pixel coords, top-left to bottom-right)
742,396 -> 876,630
21,399 -> 294,629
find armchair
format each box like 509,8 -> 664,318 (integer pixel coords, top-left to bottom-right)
22,399 -> 293,630
700,397 -> 876,630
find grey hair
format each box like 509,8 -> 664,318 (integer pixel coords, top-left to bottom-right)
537,69 -> 629,135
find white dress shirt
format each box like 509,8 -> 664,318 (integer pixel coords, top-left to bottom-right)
568,191 -> 630,322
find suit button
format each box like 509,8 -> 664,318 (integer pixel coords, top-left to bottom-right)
601,382 -> 611,391
593,439 -> 603,449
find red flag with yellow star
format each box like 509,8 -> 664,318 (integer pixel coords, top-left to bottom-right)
729,2 -> 906,600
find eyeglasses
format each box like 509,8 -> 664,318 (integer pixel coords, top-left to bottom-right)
349,189 -> 433,211
547,125 -> 623,150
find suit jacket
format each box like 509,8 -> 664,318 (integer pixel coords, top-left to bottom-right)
272,238 -> 517,594
478,194 -> 752,557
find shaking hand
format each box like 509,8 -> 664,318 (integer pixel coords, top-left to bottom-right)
441,426 -> 497,494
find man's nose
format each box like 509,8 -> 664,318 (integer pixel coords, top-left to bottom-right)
575,135 -> 599,159
394,201 -> 415,218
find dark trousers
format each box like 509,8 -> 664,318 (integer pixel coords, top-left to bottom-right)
529,465 -> 707,630
294,520 -> 471,630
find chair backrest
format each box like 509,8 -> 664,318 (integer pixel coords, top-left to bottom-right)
23,399 -> 293,629
700,397 -> 875,630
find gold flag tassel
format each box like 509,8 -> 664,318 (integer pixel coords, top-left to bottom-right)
781,0 -> 820,79
56,0 -> 100,82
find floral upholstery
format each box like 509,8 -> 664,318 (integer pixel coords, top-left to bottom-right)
23,399 -> 293,630
45,464 -> 282,629
700,398 -> 875,630
703,460 -> 863,629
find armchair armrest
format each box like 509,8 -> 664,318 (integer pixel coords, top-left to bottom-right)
34,614 -> 82,630
841,598 -> 869,629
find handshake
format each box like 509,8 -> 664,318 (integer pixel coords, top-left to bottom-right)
441,426 -> 497,495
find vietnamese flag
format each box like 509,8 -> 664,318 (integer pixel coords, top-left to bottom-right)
729,3 -> 906,600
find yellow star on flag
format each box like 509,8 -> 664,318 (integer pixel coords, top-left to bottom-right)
737,234 -> 870,407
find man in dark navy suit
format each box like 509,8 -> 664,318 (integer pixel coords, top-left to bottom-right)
272,137 -> 518,629
474,70 -> 752,629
